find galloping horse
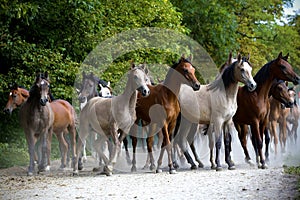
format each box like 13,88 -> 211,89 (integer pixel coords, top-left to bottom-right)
73,64 -> 150,176
132,55 -> 201,174
233,52 -> 300,169
175,52 -> 256,171
268,81 -> 295,155
19,72 -> 54,175
4,84 -> 77,170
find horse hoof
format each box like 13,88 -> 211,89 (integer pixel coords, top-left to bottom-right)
216,167 -> 223,171
198,162 -> 204,168
27,172 -> 34,176
78,164 -> 83,171
150,164 -> 156,171
131,166 -> 137,172
228,165 -> 236,170
93,167 -> 102,172
173,162 -> 179,169
211,165 -> 216,170
191,165 -> 198,170
169,169 -> 177,174
82,156 -> 87,163
106,171 -> 113,176
156,169 -> 163,173
246,159 -> 255,166
73,170 -> 79,176
260,164 -> 268,169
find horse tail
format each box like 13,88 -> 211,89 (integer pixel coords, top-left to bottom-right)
172,112 -> 181,139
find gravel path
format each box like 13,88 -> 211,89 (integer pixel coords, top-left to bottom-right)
1,134 -> 299,200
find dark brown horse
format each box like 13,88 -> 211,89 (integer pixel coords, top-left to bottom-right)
130,55 -> 200,174
4,83 -> 77,170
233,52 -> 300,169
19,72 -> 54,175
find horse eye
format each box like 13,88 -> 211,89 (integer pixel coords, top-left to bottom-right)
241,68 -> 245,73
184,69 -> 189,74
280,65 -> 286,70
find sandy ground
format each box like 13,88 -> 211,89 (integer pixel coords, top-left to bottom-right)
0,133 -> 299,200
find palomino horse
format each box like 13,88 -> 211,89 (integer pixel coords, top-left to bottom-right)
19,72 -> 54,175
233,52 -> 300,169
175,52 -> 256,171
77,72 -> 113,163
4,84 -> 77,170
132,55 -> 201,174
73,64 -> 150,176
287,88 -> 299,145
268,81 -> 295,155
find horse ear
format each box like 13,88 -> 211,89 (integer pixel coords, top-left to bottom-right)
188,54 -> 193,62
107,81 -> 110,87
282,53 -> 289,61
228,51 -> 233,64
181,54 -> 186,60
82,71 -> 86,78
44,71 -> 49,80
12,83 -> 19,90
277,52 -> 283,59
247,53 -> 250,61
130,60 -> 135,69
237,53 -> 242,63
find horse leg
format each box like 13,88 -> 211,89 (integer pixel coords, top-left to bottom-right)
57,131 -> 68,169
224,123 -> 235,170
175,117 -> 197,170
270,121 -> 278,155
146,136 -> 155,171
38,128 -> 49,173
208,125 -> 216,169
236,123 -> 254,165
251,123 -> 267,169
26,131 -> 36,176
131,136 -> 138,172
214,121 -> 223,171
264,128 -> 270,163
281,119 -> 287,153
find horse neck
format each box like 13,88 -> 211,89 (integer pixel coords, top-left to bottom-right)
119,79 -> 138,113
163,68 -> 184,97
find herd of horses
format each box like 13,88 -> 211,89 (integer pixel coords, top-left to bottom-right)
3,52 -> 300,176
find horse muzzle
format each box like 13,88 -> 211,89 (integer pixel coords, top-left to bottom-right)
3,108 -> 12,115
78,96 -> 87,103
285,101 -> 294,108
40,98 -> 48,106
247,81 -> 257,92
192,82 -> 200,91
138,86 -> 150,97
292,76 -> 300,85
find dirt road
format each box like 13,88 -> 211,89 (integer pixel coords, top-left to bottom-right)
1,134 -> 299,200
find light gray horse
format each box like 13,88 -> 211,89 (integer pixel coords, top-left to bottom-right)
175,53 -> 257,171
73,64 -> 150,176
20,72 -> 54,176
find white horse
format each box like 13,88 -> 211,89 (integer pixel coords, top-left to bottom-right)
73,64 -> 150,176
175,53 -> 257,171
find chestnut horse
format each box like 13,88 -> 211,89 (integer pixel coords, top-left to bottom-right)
233,52 -> 300,169
19,72 -> 54,175
4,84 -> 77,170
131,55 -> 201,174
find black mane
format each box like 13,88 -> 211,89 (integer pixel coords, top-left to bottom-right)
253,60 -> 273,86
222,61 -> 236,88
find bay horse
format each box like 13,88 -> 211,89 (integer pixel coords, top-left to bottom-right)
233,52 -> 300,169
19,72 -> 54,175
131,55 -> 201,174
175,52 -> 257,171
73,64 -> 150,176
4,84 -> 77,170
268,81 -> 295,155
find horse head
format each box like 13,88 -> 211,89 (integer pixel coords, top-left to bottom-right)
3,83 -> 29,114
272,52 -> 300,85
270,80 -> 294,108
130,63 -> 150,97
35,72 -> 51,106
99,81 -> 112,97
78,72 -> 98,103
174,55 -> 201,91
233,53 -> 257,91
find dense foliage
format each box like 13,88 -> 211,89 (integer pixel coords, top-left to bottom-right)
0,0 -> 299,167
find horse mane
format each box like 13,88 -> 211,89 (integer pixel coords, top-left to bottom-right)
207,61 -> 236,90
252,60 -> 273,86
171,58 -> 192,69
